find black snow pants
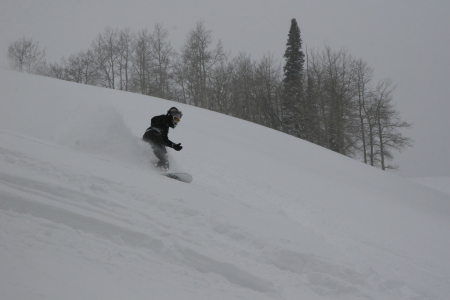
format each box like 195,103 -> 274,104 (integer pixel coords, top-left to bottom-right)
143,129 -> 169,170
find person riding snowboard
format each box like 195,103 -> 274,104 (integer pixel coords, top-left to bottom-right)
143,107 -> 183,171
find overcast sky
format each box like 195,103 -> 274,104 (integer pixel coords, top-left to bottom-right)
1,0 -> 449,178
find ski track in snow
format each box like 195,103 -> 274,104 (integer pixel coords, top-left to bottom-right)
1,70 -> 450,300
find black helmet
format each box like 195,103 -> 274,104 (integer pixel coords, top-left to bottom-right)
167,107 -> 182,127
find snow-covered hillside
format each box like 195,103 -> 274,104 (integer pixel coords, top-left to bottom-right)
1,70 -> 449,300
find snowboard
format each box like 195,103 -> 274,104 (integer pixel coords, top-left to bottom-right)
162,172 -> 193,183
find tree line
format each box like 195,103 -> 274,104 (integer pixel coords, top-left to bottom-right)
7,19 -> 412,170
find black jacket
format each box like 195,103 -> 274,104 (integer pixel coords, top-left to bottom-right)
143,114 -> 175,148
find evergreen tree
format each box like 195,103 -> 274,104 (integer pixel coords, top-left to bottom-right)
282,18 -> 305,138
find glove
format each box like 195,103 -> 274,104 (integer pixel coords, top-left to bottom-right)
173,143 -> 183,151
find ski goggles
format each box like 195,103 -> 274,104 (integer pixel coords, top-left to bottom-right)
173,114 -> 181,123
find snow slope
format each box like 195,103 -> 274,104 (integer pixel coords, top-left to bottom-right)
1,70 -> 450,300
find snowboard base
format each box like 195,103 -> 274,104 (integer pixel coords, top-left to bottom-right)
162,172 -> 193,183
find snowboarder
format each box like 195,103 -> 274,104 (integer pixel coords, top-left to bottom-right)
142,107 -> 183,171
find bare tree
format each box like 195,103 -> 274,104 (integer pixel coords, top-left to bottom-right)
64,50 -> 98,84
172,53 -> 189,104
47,61 -> 66,80
306,48 -> 328,147
131,29 -> 152,95
353,58 -> 374,164
149,23 -> 175,99
320,46 -> 359,155
362,91 -> 378,166
208,59 -> 234,114
254,53 -> 282,129
8,37 -> 46,73
177,21 -> 226,108
373,79 -> 413,170
92,27 -> 120,89
303,46 -> 321,143
117,28 -> 134,91
229,52 -> 255,120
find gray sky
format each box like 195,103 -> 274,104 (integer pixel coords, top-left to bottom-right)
1,0 -> 449,178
